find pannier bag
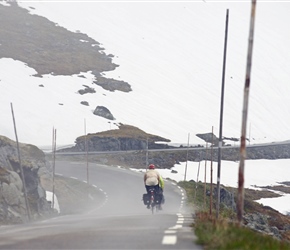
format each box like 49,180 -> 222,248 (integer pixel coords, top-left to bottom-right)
142,193 -> 150,205
156,193 -> 163,204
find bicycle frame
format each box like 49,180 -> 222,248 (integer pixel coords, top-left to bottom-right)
148,187 -> 160,214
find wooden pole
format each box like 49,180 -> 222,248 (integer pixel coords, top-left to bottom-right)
10,103 -> 31,221
237,0 -> 257,224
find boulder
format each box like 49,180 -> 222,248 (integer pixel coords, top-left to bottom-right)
213,186 -> 236,211
93,106 -> 115,120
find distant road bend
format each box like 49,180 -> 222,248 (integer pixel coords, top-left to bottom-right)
0,161 -> 202,249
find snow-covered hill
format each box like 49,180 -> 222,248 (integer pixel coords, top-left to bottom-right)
1,0 -> 290,148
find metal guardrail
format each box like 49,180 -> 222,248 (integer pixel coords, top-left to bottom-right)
45,140 -> 290,156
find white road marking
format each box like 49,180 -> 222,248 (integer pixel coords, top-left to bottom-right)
177,219 -> 184,224
164,230 -> 176,234
168,225 -> 182,230
162,235 -> 177,245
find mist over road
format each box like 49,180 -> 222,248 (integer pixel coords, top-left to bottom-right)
0,161 -> 201,249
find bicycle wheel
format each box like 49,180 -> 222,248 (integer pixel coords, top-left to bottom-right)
156,203 -> 161,213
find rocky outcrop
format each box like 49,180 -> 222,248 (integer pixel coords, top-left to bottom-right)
78,85 -> 96,95
243,212 -> 288,240
94,76 -> 132,92
0,136 -> 54,224
82,137 -> 147,151
70,124 -> 171,152
210,186 -> 289,240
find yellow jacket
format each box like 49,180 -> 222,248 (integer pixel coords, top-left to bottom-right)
159,175 -> 164,190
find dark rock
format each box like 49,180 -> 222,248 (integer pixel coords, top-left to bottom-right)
78,85 -> 96,95
80,101 -> 89,106
94,76 -> 132,92
93,106 -> 115,120
213,187 -> 236,211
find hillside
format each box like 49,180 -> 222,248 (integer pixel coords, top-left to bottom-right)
0,1 -> 290,147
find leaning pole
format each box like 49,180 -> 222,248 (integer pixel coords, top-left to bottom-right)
216,9 -> 229,219
11,103 -> 31,221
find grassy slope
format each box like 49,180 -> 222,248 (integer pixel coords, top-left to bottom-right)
179,181 -> 290,249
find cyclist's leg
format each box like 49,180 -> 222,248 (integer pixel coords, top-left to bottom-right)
145,185 -> 151,208
145,185 -> 150,193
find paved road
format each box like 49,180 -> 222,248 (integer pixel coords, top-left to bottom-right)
0,161 -> 202,249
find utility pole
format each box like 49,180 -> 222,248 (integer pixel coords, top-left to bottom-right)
204,141 -> 208,208
11,103 -> 31,221
84,119 -> 89,184
146,137 -> 148,169
52,127 -> 56,210
195,156 -> 201,202
237,0 -> 257,224
184,133 -> 190,181
216,9 -> 229,219
210,126 -> 214,216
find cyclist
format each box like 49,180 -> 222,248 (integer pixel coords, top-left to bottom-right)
144,164 -> 164,208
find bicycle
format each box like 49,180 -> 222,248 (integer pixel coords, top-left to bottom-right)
148,187 -> 161,214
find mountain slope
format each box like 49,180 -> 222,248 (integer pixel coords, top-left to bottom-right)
0,0 -> 290,147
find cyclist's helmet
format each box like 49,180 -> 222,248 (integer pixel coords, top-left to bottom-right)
149,164 -> 155,169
